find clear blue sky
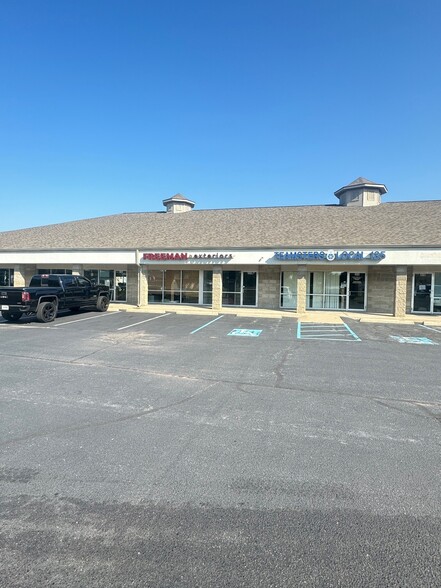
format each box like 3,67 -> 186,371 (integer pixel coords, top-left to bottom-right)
1,0 -> 441,231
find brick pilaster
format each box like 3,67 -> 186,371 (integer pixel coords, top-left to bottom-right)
139,266 -> 148,307
212,266 -> 222,312
394,266 -> 408,317
13,266 -> 26,287
296,265 -> 307,314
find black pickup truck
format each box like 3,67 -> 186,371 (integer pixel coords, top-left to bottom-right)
0,274 -> 111,323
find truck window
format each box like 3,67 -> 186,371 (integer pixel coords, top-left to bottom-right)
29,276 -> 42,287
48,276 -> 61,287
29,275 -> 51,287
77,277 -> 91,288
61,276 -> 77,288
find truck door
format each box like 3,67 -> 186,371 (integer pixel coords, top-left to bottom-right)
58,275 -> 81,308
77,276 -> 95,306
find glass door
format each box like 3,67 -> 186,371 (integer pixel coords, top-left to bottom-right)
222,271 -> 242,305
413,274 -> 432,312
434,273 -> 441,313
115,271 -> 127,301
202,271 -> 213,304
222,271 -> 257,306
348,273 -> 366,310
242,272 -> 257,306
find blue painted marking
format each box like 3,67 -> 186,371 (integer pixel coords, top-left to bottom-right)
297,321 -> 360,341
228,329 -> 262,337
342,322 -> 361,341
390,336 -> 438,345
190,315 -> 224,334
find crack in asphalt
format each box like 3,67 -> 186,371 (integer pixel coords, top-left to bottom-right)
374,398 -> 441,425
1,350 -> 440,410
0,382 -> 219,448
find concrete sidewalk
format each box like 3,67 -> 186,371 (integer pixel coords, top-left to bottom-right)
110,302 -> 441,327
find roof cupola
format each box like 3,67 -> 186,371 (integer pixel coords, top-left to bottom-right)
162,193 -> 195,213
334,177 -> 387,207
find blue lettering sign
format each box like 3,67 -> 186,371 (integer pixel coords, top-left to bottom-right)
275,250 -> 386,261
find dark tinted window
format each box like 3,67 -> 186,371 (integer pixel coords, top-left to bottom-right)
48,276 -> 62,287
61,276 -> 77,288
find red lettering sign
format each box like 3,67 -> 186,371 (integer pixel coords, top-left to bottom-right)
143,252 -> 233,261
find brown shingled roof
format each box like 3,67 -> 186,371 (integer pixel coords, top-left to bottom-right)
0,201 -> 440,250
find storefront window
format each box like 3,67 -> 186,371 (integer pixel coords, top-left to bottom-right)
148,270 -> 206,304
148,270 -> 164,302
83,269 -> 127,301
308,271 -> 366,310
181,270 -> 199,304
84,269 -> 99,284
308,272 -> 342,309
37,268 -> 73,275
280,271 -> 297,309
164,270 -> 181,303
0,268 -> 14,286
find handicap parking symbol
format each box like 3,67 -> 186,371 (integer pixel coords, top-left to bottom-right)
390,335 -> 438,345
228,329 -> 262,337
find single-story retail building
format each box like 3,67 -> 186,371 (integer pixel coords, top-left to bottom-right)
1,177 -> 440,317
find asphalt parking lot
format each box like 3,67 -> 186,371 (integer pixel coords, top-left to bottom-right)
1,310 -> 441,587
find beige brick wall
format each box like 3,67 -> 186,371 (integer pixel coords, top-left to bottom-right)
406,268 -> 413,313
212,267 -> 222,311
13,266 -> 26,287
296,267 -> 307,313
127,265 -> 141,305
257,268 -> 280,309
393,267 -> 407,317
136,267 -> 148,306
366,267 -> 395,313
16,265 -> 38,286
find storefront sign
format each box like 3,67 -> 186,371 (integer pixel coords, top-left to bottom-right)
142,252 -> 233,261
274,250 -> 386,261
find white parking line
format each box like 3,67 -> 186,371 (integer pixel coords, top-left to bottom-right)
53,311 -> 121,326
117,313 -> 171,331
190,315 -> 224,334
419,324 -> 441,334
0,323 -> 52,329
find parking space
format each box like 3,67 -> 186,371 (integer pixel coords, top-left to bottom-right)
345,319 -> 441,346
0,308 -> 122,329
2,308 -> 441,349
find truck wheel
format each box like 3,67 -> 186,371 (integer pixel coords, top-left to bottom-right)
36,301 -> 57,323
1,310 -> 23,322
96,295 -> 110,312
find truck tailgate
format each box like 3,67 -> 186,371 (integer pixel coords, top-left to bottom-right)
0,289 -> 25,306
